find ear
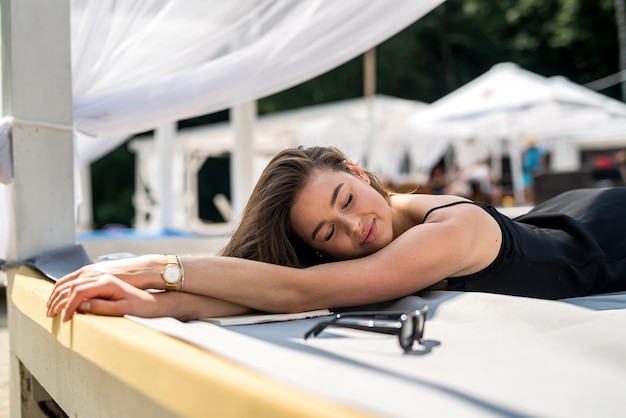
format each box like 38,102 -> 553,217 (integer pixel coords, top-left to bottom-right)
344,160 -> 370,184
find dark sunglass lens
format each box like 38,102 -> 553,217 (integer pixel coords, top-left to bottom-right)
399,315 -> 415,351
415,306 -> 428,343
412,307 -> 426,341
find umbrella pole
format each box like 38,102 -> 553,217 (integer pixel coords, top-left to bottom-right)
507,137 -> 525,205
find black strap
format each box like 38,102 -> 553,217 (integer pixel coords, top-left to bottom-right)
420,201 -> 476,224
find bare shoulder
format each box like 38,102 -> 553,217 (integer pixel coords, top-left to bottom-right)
390,193 -> 473,224
390,193 -> 502,277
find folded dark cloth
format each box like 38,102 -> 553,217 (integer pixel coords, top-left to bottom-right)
24,244 -> 92,282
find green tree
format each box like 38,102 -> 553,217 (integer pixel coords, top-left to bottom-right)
261,0 -> 621,108
90,142 -> 136,228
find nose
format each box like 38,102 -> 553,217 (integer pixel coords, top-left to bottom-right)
343,215 -> 361,236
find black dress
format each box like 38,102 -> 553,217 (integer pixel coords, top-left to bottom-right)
427,187 -> 626,299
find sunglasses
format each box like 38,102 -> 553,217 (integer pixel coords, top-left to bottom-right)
304,305 -> 428,352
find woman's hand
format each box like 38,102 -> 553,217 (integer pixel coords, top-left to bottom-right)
46,274 -> 159,322
45,254 -> 257,321
45,255 -> 166,322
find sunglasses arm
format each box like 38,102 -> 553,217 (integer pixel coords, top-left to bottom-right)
304,319 -> 401,340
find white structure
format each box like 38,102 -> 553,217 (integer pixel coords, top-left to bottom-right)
128,95 -> 427,232
407,62 -> 626,203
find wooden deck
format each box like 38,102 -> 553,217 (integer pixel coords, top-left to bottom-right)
7,268 -> 373,418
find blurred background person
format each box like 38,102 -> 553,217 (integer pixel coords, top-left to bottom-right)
522,137 -> 546,204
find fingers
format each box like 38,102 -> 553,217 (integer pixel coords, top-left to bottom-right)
45,256 -> 165,321
46,273 -> 158,321
47,276 -> 121,321
76,299 -> 130,317
45,265 -> 93,311
46,276 -> 101,316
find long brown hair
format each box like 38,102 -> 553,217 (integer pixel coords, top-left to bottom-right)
219,146 -> 390,267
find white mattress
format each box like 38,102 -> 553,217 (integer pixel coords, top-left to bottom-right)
129,290 -> 626,418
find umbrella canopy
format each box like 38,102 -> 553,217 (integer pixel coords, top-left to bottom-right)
410,62 -> 626,127
407,62 -> 626,203
573,118 -> 626,150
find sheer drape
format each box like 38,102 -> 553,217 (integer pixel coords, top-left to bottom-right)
71,0 -> 443,163
0,0 -> 444,263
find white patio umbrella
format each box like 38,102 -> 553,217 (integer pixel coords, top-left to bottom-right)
573,118 -> 626,150
407,62 -> 626,203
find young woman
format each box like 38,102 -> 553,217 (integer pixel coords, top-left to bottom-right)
46,146 -> 626,322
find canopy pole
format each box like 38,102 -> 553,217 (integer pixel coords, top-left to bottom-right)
363,48 -> 376,97
230,101 -> 256,225
507,138 -> 525,205
363,48 -> 376,166
615,0 -> 626,100
2,0 -> 74,258
2,0 -> 74,416
77,164 -> 93,231
154,122 -> 177,231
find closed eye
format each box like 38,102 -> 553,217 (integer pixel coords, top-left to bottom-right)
324,193 -> 353,241
324,192 -> 351,241
343,193 -> 353,209
325,225 -> 335,241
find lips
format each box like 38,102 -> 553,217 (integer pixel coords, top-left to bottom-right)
359,219 -> 377,246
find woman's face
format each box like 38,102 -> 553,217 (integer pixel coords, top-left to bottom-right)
289,166 -> 394,260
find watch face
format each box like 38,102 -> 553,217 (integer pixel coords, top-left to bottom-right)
163,264 -> 182,284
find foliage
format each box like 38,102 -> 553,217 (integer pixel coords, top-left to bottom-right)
260,0 -> 621,111
90,142 -> 135,228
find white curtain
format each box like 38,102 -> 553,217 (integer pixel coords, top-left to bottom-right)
71,0 -> 443,163
0,0 -> 443,263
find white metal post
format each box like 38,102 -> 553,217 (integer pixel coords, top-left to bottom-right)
2,0 -> 74,259
154,122 -> 177,231
230,101 -> 256,224
1,0 -> 73,417
77,164 -> 93,231
363,48 -> 377,167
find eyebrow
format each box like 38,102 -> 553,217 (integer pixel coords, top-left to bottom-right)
311,183 -> 344,240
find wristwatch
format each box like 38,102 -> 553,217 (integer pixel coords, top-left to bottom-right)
161,254 -> 183,291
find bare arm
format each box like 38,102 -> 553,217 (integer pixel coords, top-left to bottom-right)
46,272 -> 254,322
47,201 -> 500,320
178,201 -> 499,312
